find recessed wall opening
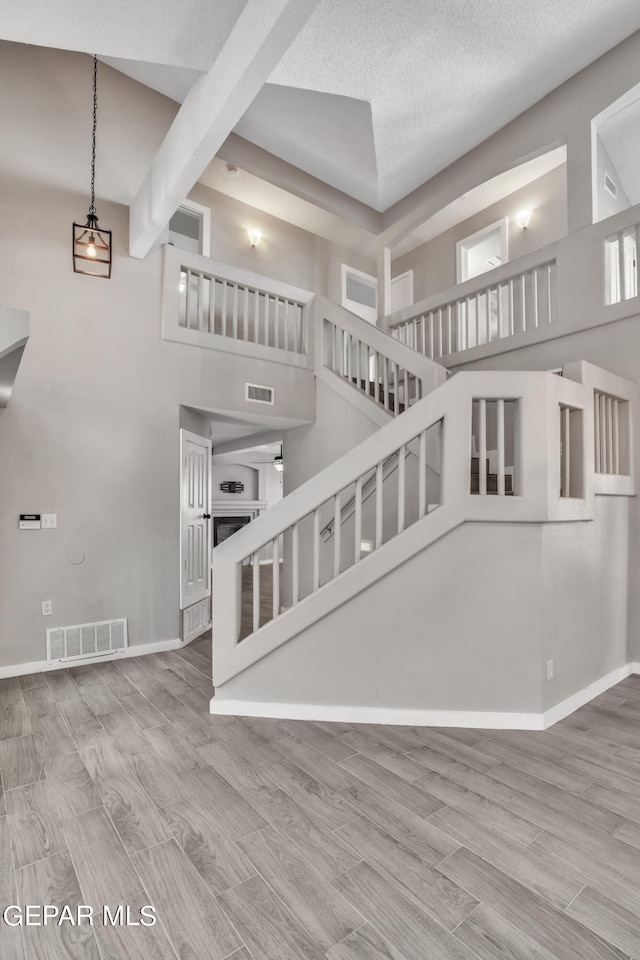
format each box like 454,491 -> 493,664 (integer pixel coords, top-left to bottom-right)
456,218 -> 508,283
168,200 -> 211,256
591,82 -> 640,224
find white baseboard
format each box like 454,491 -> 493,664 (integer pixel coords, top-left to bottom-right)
210,662 -> 640,730
0,637 -> 182,680
210,698 -> 544,729
541,662 -> 636,729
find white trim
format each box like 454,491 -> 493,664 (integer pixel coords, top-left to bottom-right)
0,637 -> 183,680
209,662 -> 640,730
341,263 -> 378,325
168,200 -> 212,257
541,662 -> 635,728
456,217 -> 508,283
210,698 -> 543,729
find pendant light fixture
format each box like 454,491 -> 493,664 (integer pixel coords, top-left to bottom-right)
73,55 -> 112,278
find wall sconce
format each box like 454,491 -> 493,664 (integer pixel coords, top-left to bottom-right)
247,228 -> 262,248
274,445 -> 284,472
516,209 -> 532,230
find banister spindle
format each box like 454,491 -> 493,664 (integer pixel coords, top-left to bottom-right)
600,394 -> 606,473
221,280 -> 227,337
272,536 -> 280,620
354,477 -> 362,561
613,398 -> 620,474
606,396 -> 613,474
231,283 -> 238,339
383,357 -> 389,412
333,492 -> 342,578
397,445 -> 406,532
313,507 -> 320,592
479,399 -> 487,495
253,289 -> 260,343
197,273 -> 204,331
243,286 -> 249,340
253,553 -> 260,633
393,361 -> 399,416
292,522 -> 299,604
375,462 -> 383,548
418,429 -> 426,519
563,406 -> 571,495
185,269 -> 192,328
594,392 -> 601,474
497,399 -> 505,496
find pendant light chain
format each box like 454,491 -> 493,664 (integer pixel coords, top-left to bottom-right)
89,54 -> 97,217
72,51 -> 112,277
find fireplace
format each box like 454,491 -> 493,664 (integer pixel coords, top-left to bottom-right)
214,515 -> 251,547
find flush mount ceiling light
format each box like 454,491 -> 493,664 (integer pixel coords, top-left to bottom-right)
247,228 -> 262,248
516,209 -> 532,230
73,55 -> 112,278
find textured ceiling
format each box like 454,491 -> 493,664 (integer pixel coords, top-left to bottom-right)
2,0 -> 640,217
265,0 -> 640,208
0,0 -> 248,67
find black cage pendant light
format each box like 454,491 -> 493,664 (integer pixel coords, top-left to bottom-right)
73,55 -> 112,278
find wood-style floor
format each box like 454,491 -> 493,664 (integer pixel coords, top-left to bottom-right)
2,647 -> 640,960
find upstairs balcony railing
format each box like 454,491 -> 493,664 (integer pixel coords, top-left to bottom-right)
385,204 -> 640,367
390,257 -> 556,361
161,245 -> 313,366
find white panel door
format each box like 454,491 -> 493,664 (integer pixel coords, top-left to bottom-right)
180,429 -> 212,609
390,270 -> 413,311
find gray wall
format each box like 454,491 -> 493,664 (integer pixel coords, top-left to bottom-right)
541,496 -> 629,710
216,497 -> 629,716
0,179 -> 317,668
393,165 -> 568,302
217,522 -> 544,714
188,182 -> 375,305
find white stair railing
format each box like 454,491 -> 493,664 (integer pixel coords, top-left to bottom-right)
389,258 -> 556,361
316,296 -> 447,416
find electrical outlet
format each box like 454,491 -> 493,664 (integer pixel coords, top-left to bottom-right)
41,514 -> 57,529
41,600 -> 52,617
546,659 -> 554,681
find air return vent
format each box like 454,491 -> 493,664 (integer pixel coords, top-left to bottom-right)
46,618 -> 128,664
246,382 -> 275,404
183,598 -> 211,644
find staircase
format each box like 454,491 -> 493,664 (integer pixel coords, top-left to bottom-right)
160,251 -> 636,727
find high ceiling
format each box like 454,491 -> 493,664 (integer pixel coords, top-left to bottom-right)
1,0 -> 640,223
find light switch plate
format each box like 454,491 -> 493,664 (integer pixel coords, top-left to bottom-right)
41,514 -> 57,529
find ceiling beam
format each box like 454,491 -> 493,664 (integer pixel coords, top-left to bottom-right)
129,0 -> 320,258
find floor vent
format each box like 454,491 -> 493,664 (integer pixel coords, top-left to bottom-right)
183,598 -> 211,644
246,382 -> 275,404
47,618 -> 128,664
